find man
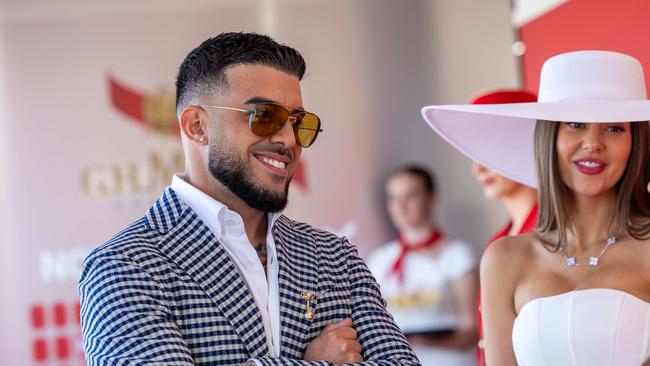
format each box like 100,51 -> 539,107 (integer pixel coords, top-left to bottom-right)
79,32 -> 419,366
367,166 -> 477,366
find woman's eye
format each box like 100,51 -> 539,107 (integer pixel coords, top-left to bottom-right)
566,122 -> 586,129
605,125 -> 625,133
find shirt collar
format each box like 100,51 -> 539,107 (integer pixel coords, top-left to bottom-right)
170,174 -> 283,241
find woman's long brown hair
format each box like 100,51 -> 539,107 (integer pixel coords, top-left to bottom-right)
534,120 -> 650,249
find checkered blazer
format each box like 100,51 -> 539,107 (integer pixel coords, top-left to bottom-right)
79,188 -> 420,365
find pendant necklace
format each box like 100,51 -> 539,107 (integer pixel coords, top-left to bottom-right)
560,235 -> 618,267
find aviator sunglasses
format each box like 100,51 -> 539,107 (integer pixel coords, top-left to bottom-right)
199,102 -> 323,148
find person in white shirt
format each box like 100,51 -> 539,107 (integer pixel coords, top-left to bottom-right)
79,32 -> 419,366
367,165 -> 478,366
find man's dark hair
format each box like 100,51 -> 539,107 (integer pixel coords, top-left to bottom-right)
391,165 -> 437,195
175,32 -> 306,116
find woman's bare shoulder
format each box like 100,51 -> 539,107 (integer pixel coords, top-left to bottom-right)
486,233 -> 537,258
481,233 -> 538,275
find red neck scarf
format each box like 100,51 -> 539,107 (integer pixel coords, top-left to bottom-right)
390,229 -> 443,285
487,202 -> 538,244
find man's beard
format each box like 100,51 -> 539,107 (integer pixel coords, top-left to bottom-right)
208,142 -> 291,212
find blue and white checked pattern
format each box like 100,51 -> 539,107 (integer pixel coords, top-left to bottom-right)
79,188 -> 420,365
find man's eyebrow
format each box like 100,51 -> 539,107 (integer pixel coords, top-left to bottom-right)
243,96 -> 276,105
242,97 -> 305,111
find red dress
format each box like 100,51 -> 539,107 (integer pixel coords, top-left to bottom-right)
476,203 -> 538,366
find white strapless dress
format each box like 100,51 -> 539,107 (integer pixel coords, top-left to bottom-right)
512,288 -> 650,366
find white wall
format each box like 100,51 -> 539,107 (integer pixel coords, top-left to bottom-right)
358,0 -> 518,253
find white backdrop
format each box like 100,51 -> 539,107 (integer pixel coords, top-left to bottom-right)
0,1 -> 518,364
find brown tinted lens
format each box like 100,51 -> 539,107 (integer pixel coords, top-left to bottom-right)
250,103 -> 288,136
294,113 -> 321,147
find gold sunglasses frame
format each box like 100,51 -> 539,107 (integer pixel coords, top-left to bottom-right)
198,102 -> 323,147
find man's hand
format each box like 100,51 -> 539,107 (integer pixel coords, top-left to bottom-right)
304,318 -> 363,364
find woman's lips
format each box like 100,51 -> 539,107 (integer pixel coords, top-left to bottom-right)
482,177 -> 495,186
573,157 -> 607,175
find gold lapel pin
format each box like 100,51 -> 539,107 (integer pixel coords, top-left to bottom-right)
300,291 -> 316,320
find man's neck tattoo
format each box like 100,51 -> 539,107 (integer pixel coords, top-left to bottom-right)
253,242 -> 268,276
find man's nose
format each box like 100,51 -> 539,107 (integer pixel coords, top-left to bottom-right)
270,116 -> 297,148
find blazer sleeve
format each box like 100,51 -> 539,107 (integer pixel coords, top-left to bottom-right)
79,250 -> 194,366
251,238 -> 421,366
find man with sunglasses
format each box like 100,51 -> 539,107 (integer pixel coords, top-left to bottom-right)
79,32 -> 419,366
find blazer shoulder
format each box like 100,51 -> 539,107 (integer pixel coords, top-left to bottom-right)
82,216 -> 162,273
276,215 -> 350,252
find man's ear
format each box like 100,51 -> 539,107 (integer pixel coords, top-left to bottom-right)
179,105 -> 208,144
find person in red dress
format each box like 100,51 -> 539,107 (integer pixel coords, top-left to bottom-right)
469,90 -> 539,366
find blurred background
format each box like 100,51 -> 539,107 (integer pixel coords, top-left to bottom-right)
1,0 -> 649,364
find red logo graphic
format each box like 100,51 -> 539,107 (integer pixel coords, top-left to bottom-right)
30,301 -> 83,363
108,75 -> 179,137
107,75 -> 308,190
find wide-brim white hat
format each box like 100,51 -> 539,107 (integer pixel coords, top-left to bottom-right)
421,50 -> 650,188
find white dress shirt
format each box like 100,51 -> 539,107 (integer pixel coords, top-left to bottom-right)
171,175 -> 282,359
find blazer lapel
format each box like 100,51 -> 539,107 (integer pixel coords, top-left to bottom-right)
146,188 -> 269,359
273,216 -> 320,358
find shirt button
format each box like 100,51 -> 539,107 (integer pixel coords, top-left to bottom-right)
227,220 -> 235,226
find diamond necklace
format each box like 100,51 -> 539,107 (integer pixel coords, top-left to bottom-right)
560,236 -> 617,267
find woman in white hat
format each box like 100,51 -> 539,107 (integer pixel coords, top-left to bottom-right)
422,50 -> 650,366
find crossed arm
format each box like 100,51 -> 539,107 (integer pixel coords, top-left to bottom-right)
79,239 -> 420,366
231,239 -> 421,365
